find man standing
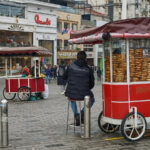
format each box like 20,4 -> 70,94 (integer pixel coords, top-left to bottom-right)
57,60 -> 66,94
64,51 -> 95,126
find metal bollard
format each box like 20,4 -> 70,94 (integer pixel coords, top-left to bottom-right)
1,99 -> 8,147
84,96 -> 91,138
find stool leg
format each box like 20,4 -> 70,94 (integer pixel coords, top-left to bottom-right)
79,101 -> 82,134
73,101 -> 76,133
66,100 -> 70,135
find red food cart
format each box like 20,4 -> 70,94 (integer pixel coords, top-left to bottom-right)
0,47 -> 51,101
69,18 -> 150,141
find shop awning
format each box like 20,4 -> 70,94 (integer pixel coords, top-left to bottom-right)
69,17 -> 150,44
0,46 -> 52,56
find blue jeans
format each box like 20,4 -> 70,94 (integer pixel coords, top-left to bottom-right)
70,97 -> 95,115
45,75 -> 50,84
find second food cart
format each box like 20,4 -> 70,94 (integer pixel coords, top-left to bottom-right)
0,46 -> 51,101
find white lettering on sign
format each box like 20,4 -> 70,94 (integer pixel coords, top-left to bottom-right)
58,52 -> 77,58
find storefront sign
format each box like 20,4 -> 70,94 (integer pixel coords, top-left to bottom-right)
57,51 -> 77,59
34,14 -> 51,25
8,24 -> 24,31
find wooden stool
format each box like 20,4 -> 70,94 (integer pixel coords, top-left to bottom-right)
66,98 -> 84,135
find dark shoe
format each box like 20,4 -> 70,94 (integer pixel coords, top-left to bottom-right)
81,111 -> 84,124
75,114 -> 80,126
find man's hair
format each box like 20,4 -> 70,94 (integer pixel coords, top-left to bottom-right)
77,51 -> 87,60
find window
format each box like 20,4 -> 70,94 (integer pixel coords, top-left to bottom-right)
64,22 -> 70,29
39,40 -> 53,65
64,40 -> 69,50
72,24 -> 77,31
57,22 -> 62,33
0,30 -> 32,47
119,12 -> 121,20
0,4 -> 25,18
83,44 -> 93,52
72,44 -> 76,50
57,40 -> 62,50
98,52 -> 102,57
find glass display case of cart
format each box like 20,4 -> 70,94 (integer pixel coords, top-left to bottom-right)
104,41 -> 110,82
104,39 -> 127,82
112,39 -> 127,82
0,56 -> 31,76
129,39 -> 150,82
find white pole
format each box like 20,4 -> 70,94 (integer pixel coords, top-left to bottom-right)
10,58 -> 12,76
5,58 -> 7,77
38,59 -> 40,77
122,0 -> 127,19
35,60 -> 36,78
110,40 -> 112,83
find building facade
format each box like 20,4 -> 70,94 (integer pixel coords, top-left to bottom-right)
88,0 -> 150,21
80,9 -> 109,67
57,7 -> 81,65
113,0 -> 150,20
0,0 -> 58,76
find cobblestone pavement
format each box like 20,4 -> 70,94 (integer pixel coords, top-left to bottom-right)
0,79 -> 150,150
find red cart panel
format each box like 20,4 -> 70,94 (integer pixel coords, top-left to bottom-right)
5,78 -> 44,93
20,79 -> 28,87
6,79 -> 18,92
29,79 -> 36,92
36,78 -> 44,92
130,101 -> 150,117
103,84 -> 129,119
130,84 -> 150,101
103,84 -> 111,118
112,102 -> 129,119
111,85 -> 128,101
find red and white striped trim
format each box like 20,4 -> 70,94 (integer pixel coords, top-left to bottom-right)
69,33 -> 150,44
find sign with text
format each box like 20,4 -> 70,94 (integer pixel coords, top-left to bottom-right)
57,51 -> 77,59
34,14 -> 51,25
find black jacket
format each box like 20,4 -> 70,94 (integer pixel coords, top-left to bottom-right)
64,59 -> 94,100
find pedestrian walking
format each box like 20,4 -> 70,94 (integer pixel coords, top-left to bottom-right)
57,60 -> 67,94
64,51 -> 95,126
51,66 -> 54,79
53,65 -> 57,79
45,64 -> 51,84
97,67 -> 101,81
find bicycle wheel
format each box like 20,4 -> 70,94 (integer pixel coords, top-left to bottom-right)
17,86 -> 31,101
3,88 -> 16,100
98,111 -> 120,133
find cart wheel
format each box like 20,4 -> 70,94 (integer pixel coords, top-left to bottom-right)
17,86 -> 31,101
121,112 -> 146,141
3,88 -> 16,100
98,112 -> 120,133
